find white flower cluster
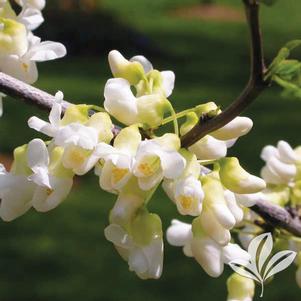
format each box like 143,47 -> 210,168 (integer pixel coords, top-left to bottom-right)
237,140 -> 301,293
0,0 -> 66,114
0,50 -> 267,282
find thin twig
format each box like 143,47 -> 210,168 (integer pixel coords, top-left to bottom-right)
181,0 -> 268,148
0,72 -> 70,111
252,199 -> 301,237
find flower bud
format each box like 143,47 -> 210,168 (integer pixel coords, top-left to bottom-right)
211,117 -> 253,141
155,133 -> 181,151
0,1 -> 16,19
61,104 -> 90,125
130,55 -> 153,73
219,157 -> 266,194
191,236 -> 223,277
48,146 -> 73,179
166,219 -> 192,247
0,17 -> 28,56
194,102 -> 219,117
136,94 -> 168,127
131,209 -> 162,246
277,140 -> 297,164
108,50 -> 145,85
227,273 -> 255,301
87,112 -> 113,144
11,144 -> 31,176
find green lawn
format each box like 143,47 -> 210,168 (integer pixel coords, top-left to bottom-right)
1,1 -> 301,300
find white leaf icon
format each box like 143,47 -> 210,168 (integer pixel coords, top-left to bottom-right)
248,233 -> 272,272
263,250 -> 296,281
228,259 -> 261,283
257,233 -> 273,273
229,232 -> 297,298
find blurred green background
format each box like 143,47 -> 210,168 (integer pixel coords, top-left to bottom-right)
1,0 -> 301,300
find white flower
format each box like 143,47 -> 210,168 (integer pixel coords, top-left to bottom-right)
31,144 -> 74,212
0,146 -> 35,221
224,190 -> 244,224
105,204 -> 163,280
32,175 -> 73,212
17,6 -> 44,30
28,90 -> 64,136
95,125 -> 141,193
166,219 -> 250,277
25,139 -> 74,212
180,112 -> 253,161
55,123 -> 99,150
188,135 -> 228,160
219,157 -> 266,194
104,78 -> 138,125
29,99 -> 112,151
166,219 -> 193,257
15,0 -> 45,30
0,17 -> 28,56
104,50 -> 174,127
260,140 -> 297,185
104,223 -> 163,280
199,175 -> 238,245
211,117 -> 253,141
163,150 -> 204,216
29,99 -> 113,175
227,273 -> 255,301
104,78 -> 170,127
27,138 -> 50,187
235,192 -> 265,207
133,134 -> 186,190
0,34 -> 66,84
0,164 -> 35,221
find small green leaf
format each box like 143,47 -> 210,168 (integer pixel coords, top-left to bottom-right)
274,60 -> 301,79
265,40 -> 301,81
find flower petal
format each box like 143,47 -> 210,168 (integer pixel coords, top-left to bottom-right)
130,55 -> 153,73
191,237 -> 224,278
189,135 -> 227,160
0,175 -> 35,221
161,70 -> 175,97
166,219 -> 192,247
32,176 -> 73,212
104,223 -> 132,249
27,41 -> 67,62
211,117 -> 253,141
104,78 -> 138,125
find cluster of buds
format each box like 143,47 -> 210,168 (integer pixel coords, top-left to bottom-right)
237,140 -> 301,292
0,0 -> 66,114
0,50 -> 269,284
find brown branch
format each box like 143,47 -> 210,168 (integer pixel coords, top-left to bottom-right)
252,199 -> 301,237
181,0 -> 268,148
0,72 -> 70,112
